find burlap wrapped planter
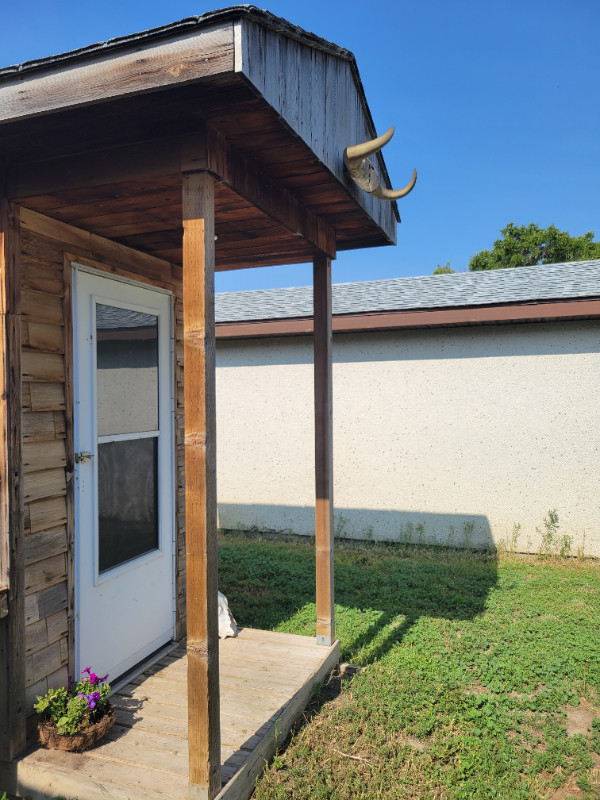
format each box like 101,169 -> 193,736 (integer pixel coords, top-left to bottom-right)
37,704 -> 115,752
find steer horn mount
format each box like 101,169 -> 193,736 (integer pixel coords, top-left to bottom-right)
343,126 -> 417,201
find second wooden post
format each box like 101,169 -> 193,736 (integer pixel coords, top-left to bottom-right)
182,170 -> 221,800
313,254 -> 334,646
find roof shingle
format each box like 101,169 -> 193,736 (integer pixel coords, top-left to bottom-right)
215,260 -> 600,323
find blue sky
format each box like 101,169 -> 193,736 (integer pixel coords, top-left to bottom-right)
1,1 -> 599,291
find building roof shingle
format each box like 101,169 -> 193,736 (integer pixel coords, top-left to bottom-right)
215,260 -> 600,323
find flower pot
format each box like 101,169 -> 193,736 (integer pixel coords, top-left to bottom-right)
37,704 -> 115,752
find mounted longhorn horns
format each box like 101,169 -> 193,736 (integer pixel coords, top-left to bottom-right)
343,126 -> 417,201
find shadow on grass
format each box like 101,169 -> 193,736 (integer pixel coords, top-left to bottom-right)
218,532 -> 498,665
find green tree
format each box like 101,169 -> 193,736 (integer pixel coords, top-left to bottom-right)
468,223 -> 600,271
432,262 -> 455,275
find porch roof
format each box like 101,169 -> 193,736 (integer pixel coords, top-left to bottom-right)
0,6 -> 406,270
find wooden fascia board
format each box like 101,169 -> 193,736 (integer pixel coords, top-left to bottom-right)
11,129 -> 336,260
237,20 -> 398,241
0,23 -> 235,125
215,298 -> 600,339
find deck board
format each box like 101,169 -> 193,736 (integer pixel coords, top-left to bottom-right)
3,628 -> 339,800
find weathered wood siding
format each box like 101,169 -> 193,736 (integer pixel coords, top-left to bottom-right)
0,23 -> 235,124
18,209 -> 185,728
238,19 -> 397,245
1,191 -> 26,758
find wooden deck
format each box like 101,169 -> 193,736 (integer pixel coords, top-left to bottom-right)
2,629 -> 340,800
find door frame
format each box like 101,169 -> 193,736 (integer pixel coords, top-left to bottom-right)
71,261 -> 177,678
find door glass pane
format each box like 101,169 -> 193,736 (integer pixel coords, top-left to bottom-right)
98,438 -> 159,573
96,304 -> 158,436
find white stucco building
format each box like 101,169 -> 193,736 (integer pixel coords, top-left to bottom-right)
215,260 -> 600,555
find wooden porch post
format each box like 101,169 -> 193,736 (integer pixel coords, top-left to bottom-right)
0,184 -> 25,761
182,170 -> 221,800
313,254 -> 334,646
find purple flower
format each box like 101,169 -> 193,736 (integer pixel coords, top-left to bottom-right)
78,691 -> 101,709
82,666 -> 108,686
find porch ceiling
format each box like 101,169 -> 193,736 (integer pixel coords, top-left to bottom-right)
5,80 -> 389,270
15,175 -> 325,272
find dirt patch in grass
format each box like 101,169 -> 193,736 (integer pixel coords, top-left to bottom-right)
399,735 -> 431,752
548,775 -> 585,799
565,698 -> 598,737
547,754 -> 600,799
467,681 -> 490,695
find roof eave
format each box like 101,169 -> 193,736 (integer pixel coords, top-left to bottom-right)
215,297 -> 600,338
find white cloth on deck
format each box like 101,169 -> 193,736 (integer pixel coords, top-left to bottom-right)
218,591 -> 238,639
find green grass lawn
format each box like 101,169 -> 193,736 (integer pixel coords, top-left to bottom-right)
219,533 -> 600,800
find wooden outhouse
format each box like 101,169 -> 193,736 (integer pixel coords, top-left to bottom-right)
0,7 -> 412,799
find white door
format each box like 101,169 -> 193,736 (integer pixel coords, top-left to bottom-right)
73,266 -> 175,681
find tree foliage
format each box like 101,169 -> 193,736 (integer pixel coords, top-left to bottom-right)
468,223 -> 600,271
432,262 -> 455,275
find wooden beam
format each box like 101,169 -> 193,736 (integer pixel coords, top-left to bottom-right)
313,254 -> 334,646
213,133 -> 337,259
0,184 -> 26,760
182,170 -> 221,800
8,139 -> 181,199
